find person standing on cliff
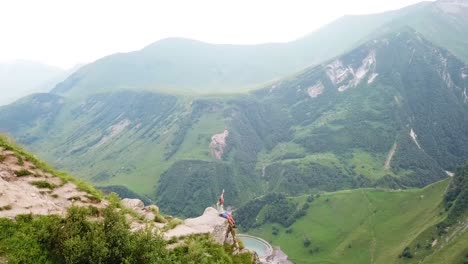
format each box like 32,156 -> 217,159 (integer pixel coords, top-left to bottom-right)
216,189 -> 236,228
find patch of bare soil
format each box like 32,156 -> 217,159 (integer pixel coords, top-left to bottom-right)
0,149 -> 106,219
210,130 -> 229,160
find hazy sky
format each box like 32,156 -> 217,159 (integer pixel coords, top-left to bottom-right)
0,0 -> 429,69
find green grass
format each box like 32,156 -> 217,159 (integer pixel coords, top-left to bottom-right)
249,180 -> 453,264
349,149 -> 392,180
420,230 -> 468,264
173,111 -> 226,161
14,169 -> 32,177
30,180 -> 56,189
162,218 -> 183,232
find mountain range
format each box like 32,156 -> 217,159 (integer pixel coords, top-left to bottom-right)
0,61 -> 82,106
1,0 -> 467,215
52,0 -> 468,96
0,0 -> 468,263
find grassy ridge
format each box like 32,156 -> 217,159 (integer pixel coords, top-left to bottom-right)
248,180 -> 464,264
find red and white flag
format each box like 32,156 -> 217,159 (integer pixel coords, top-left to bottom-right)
218,189 -> 225,206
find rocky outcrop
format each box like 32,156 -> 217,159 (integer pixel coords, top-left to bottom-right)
210,130 -> 229,160
94,119 -> 131,147
264,247 -> 293,264
307,82 -> 324,98
165,207 -> 232,244
0,148 -> 107,219
121,198 -> 160,222
326,50 -> 377,92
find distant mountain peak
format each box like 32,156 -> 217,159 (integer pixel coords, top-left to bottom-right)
436,0 -> 468,14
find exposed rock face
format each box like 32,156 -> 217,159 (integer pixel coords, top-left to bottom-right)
95,119 -> 131,147
121,198 -> 144,209
463,88 -> 468,103
165,207 -> 232,244
121,198 -> 159,221
307,81 -> 325,98
410,128 -> 422,149
210,130 -> 229,160
264,247 -> 293,264
326,50 -> 377,92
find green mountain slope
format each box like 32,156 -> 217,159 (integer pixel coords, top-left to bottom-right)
247,167 -> 468,264
1,29 -> 467,219
51,0 -> 468,97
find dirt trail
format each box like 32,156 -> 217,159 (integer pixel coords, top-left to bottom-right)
384,143 -> 397,169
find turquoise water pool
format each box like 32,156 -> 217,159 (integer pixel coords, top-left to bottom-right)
238,234 -> 273,257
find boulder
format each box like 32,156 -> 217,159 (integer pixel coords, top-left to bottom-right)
121,198 -> 144,210
165,207 -> 232,244
264,247 -> 293,264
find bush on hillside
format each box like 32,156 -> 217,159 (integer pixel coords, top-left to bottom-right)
0,205 -> 253,264
399,247 -> 413,258
303,238 -> 311,247
30,181 -> 56,189
15,169 -> 32,177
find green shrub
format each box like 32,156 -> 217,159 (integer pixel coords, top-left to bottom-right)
30,181 -> 56,189
85,195 -> 101,203
0,205 -> 253,263
162,218 -> 182,232
154,214 -> 166,223
0,154 -> 5,162
303,238 -> 311,247
87,205 -> 101,217
400,247 -> 413,258
17,156 -> 24,166
15,169 -> 32,177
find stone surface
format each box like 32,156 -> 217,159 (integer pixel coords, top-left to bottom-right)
263,247 -> 293,264
210,130 -> 229,160
165,207 -> 232,244
121,198 -> 145,209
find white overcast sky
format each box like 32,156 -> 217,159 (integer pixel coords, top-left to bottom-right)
0,0 -> 430,69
